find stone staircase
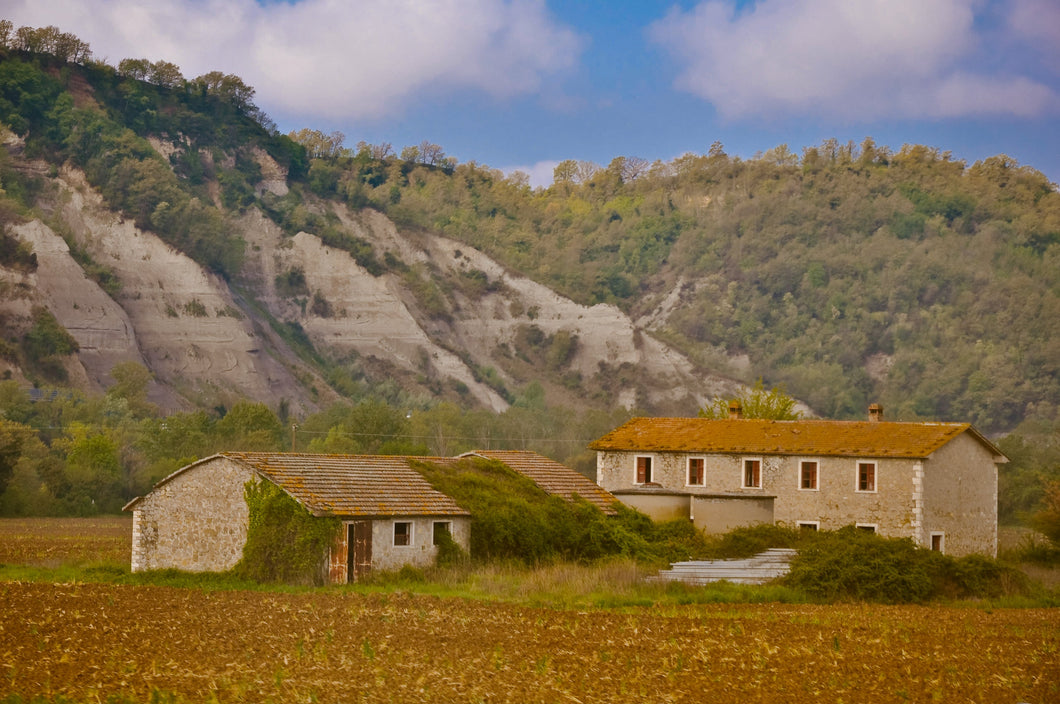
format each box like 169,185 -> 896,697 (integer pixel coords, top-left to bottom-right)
650,548 -> 798,585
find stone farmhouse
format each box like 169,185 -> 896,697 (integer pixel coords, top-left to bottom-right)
124,449 -> 617,582
589,405 -> 1006,556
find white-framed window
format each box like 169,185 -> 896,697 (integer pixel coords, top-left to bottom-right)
856,523 -> 877,534
635,456 -> 653,484
687,457 -> 705,486
797,521 -> 819,531
856,461 -> 877,492
930,532 -> 945,553
799,460 -> 819,491
433,521 -> 452,546
393,521 -> 414,547
743,458 -> 762,488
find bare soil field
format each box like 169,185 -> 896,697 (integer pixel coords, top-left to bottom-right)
1,518 -> 1057,703
0,516 -> 132,567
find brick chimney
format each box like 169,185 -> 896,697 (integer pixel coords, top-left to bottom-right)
728,401 -> 743,420
868,403 -> 883,422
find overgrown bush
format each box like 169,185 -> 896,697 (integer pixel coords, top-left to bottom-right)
233,479 -> 339,585
785,527 -> 1031,603
706,523 -> 803,559
410,457 -> 705,565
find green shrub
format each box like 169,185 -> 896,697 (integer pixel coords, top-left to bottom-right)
785,527 -> 1034,603
708,523 -> 803,559
233,479 -> 339,585
410,457 -> 710,566
785,527 -> 938,603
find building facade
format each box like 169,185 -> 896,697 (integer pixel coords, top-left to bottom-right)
590,409 -> 1005,556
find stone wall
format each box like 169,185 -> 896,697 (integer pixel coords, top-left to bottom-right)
692,495 -> 774,534
129,457 -> 256,572
370,516 -> 471,573
598,449 -> 920,539
922,434 -> 998,556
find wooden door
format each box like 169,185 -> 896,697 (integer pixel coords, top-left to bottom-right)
348,520 -> 372,582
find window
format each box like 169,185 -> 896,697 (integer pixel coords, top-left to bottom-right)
857,462 -> 877,492
797,521 -> 819,531
687,458 -> 704,486
635,456 -> 653,484
930,532 -> 945,552
393,521 -> 413,547
433,521 -> 452,546
743,458 -> 761,488
856,523 -> 877,533
799,460 -> 819,490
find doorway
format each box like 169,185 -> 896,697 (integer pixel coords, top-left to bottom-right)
347,520 -> 372,582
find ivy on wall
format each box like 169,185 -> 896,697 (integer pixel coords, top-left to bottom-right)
233,478 -> 340,585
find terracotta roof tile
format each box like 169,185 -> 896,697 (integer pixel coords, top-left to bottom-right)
223,453 -> 470,518
465,450 -> 619,515
588,418 -> 997,459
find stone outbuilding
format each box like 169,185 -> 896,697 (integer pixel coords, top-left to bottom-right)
124,452 -> 471,583
124,449 -> 620,582
589,407 -> 1006,556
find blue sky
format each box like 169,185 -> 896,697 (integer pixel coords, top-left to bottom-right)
4,0 -> 1059,186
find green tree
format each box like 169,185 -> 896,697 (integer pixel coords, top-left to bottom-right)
1030,481 -> 1060,545
0,419 -> 32,496
215,401 -> 284,451
699,378 -> 802,420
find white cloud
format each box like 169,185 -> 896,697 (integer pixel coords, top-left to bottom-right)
2,0 -> 582,120
1008,0 -> 1060,68
649,0 -> 1059,120
501,159 -> 559,188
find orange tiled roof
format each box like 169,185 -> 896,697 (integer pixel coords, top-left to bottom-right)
224,452 -> 470,518
465,450 -> 619,515
588,418 -> 1001,459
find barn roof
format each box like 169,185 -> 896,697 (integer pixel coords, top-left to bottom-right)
588,417 -> 1005,460
224,452 -> 470,518
462,449 -> 620,515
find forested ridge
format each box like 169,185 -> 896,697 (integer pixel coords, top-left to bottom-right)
0,25 -> 1058,523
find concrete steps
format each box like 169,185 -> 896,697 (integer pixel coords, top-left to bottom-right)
650,548 -> 797,585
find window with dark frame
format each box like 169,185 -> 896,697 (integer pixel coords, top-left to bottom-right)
636,456 -> 653,484
857,524 -> 877,533
857,462 -> 876,492
931,533 -> 944,552
433,521 -> 451,546
798,522 -> 819,531
393,521 -> 412,546
800,460 -> 818,490
743,458 -> 761,488
688,458 -> 704,485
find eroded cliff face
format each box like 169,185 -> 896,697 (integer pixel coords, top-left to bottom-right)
1,153 -> 744,416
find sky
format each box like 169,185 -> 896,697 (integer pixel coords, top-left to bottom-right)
3,0 -> 1059,187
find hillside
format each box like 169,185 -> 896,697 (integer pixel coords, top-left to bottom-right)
0,46 -> 744,424
1,42 -> 1059,438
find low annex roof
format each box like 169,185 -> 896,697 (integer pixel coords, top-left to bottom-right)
463,449 -> 620,515
225,452 -> 470,518
588,417 -> 1005,460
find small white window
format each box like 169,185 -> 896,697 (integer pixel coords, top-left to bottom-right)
635,456 -> 653,484
687,457 -> 705,486
799,460 -> 819,491
930,532 -> 945,552
856,461 -> 877,492
856,523 -> 877,534
393,521 -> 413,547
797,521 -> 819,531
743,458 -> 762,488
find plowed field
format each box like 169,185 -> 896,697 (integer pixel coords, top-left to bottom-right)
1,519 -> 1058,703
